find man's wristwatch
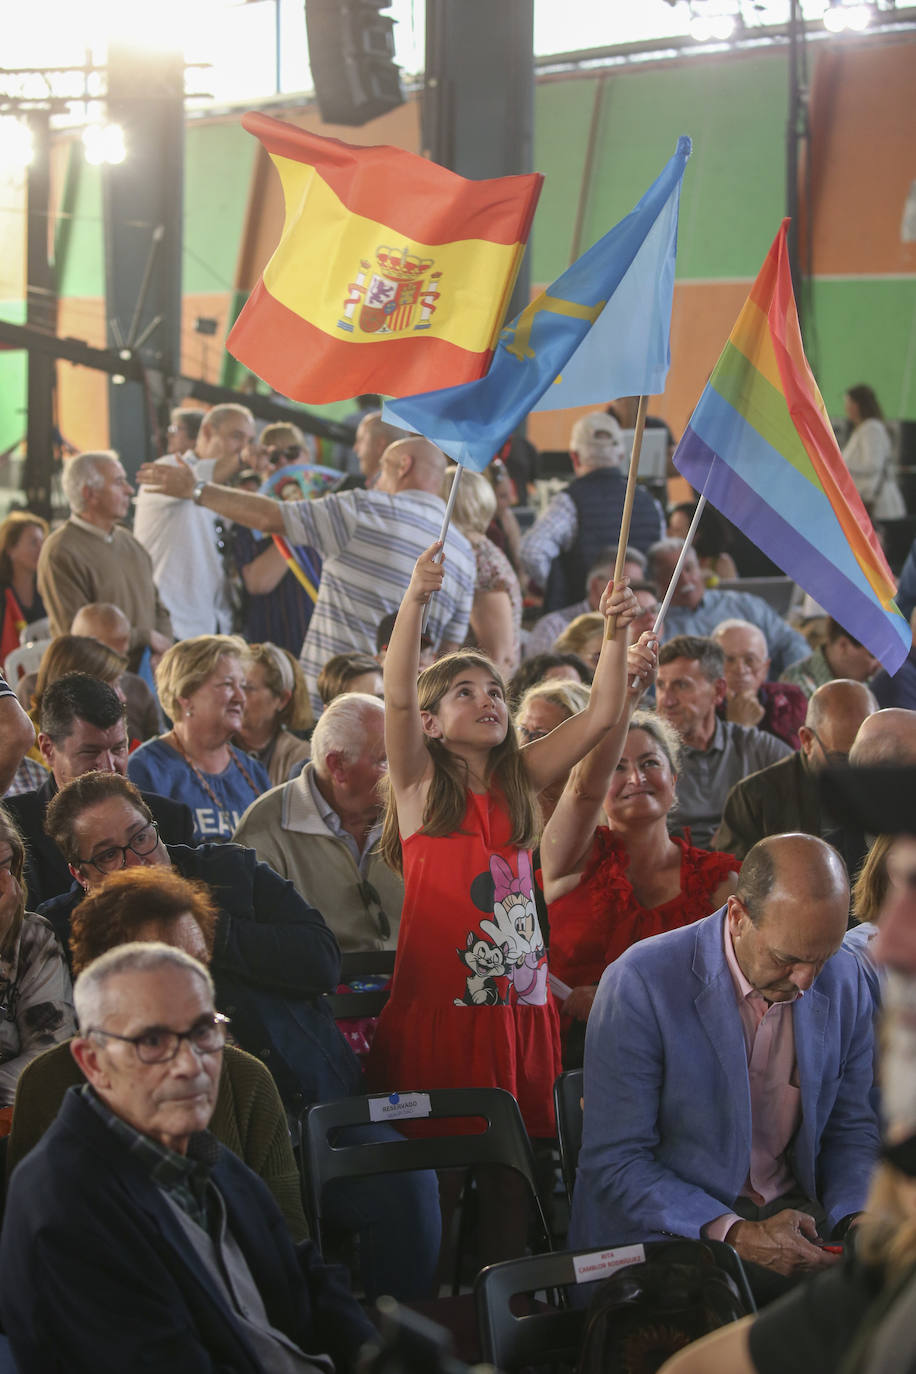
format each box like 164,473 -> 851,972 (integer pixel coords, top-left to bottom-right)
191,479 -> 208,505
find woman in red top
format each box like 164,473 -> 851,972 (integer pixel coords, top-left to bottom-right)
541,705 -> 739,1061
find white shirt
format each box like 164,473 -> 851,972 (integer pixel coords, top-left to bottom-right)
132,453 -> 235,639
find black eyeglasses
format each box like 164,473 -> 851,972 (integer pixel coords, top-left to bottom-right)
87,1012 -> 230,1064
358,879 -> 391,941
78,821 -> 160,875
808,728 -> 848,766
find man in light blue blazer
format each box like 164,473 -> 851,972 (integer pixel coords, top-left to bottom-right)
569,833 -> 879,1281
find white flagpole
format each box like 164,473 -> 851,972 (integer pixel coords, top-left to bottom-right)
653,493 -> 706,635
422,464 -> 463,633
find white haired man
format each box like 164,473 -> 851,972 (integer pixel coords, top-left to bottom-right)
133,403 -> 256,639
235,693 -> 402,951
0,942 -> 375,1372
36,451 -> 173,669
519,411 -> 664,611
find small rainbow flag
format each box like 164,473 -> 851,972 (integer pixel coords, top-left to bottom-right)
227,113 -> 542,404
673,219 -> 909,675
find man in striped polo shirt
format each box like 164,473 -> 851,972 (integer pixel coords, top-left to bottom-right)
138,436 -> 475,713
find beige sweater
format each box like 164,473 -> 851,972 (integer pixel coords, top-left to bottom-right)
234,764 -> 403,953
37,519 -> 173,658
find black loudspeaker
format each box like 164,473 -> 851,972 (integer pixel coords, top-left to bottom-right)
305,0 -> 405,126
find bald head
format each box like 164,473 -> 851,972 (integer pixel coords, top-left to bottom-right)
376,437 -> 447,496
850,708 -> 916,767
71,603 -> 131,660
728,834 -> 849,1000
799,678 -> 877,770
353,411 -> 410,482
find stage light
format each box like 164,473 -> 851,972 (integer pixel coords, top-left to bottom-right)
83,122 -> 126,165
823,2 -> 872,32
0,117 -> 34,169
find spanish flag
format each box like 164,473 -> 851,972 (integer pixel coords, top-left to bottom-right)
227,113 -> 543,404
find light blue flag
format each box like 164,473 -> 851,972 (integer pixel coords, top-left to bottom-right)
383,135 -> 691,471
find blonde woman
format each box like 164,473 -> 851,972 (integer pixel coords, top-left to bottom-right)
553,611 -> 606,671
445,465 -> 523,677
128,635 -> 270,842
514,678 -> 591,822
236,642 -> 313,786
0,806 -> 75,1106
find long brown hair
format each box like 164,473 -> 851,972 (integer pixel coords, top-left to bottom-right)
0,512 -> 48,585
0,806 -> 27,957
852,834 -> 894,925
380,650 -> 540,874
31,635 -> 126,716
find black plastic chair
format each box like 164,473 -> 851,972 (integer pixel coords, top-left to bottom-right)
339,950 -> 396,980
553,1070 -> 583,1206
301,1086 -> 552,1256
322,948 -> 395,1018
475,1240 -> 755,1373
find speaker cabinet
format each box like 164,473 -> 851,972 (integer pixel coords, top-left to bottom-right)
305,0 -> 405,126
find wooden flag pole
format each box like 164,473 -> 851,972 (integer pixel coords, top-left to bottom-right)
652,493 -> 706,635
605,394 -> 649,640
422,464 -> 464,633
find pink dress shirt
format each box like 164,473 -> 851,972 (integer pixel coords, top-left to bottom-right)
703,920 -> 802,1241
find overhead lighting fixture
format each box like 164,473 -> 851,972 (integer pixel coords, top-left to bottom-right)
0,116 -> 34,169
823,2 -> 872,32
82,122 -> 126,165
688,2 -> 738,43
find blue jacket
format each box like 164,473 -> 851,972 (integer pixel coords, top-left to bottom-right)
569,909 -> 879,1250
0,1086 -> 375,1373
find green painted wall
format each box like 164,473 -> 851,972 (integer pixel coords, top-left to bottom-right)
56,156 -> 104,299
183,122 -> 256,295
811,278 -> 916,418
0,301 -> 26,452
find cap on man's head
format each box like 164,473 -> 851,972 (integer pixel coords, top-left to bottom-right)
569,412 -> 624,465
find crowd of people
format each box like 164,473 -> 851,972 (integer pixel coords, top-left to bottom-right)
0,384 -> 912,1371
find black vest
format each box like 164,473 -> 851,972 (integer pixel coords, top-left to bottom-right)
544,468 -> 662,611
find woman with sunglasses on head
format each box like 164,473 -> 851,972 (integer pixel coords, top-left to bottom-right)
231,424 -> 321,656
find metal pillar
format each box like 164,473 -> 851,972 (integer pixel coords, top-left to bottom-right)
423,0 -> 535,322
103,44 -> 185,473
23,110 -> 56,520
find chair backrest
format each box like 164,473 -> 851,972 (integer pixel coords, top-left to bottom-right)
554,1069 -> 583,1205
4,640 -> 51,684
339,949 -> 396,981
475,1240 -> 755,1373
321,988 -> 390,1019
302,1086 -> 550,1250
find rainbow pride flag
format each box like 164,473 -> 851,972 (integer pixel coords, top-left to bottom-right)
673,219 -> 909,675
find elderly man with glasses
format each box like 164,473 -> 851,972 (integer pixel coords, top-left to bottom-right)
0,942 -> 376,1373
37,769 -> 441,1303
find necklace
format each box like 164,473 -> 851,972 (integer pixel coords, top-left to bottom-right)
167,731 -> 262,831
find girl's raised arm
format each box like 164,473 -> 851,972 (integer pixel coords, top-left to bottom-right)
521,580 -> 639,792
540,633 -> 658,894
383,542 -> 443,795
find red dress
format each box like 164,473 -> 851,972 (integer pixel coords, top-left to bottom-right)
548,829 -> 739,991
367,790 -> 561,1138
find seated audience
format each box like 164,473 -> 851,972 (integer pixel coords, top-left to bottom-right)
0,806 -> 74,1105
712,679 -> 877,860
8,865 -> 308,1239
42,772 -> 439,1300
520,411 -> 663,609
656,636 -> 791,848
235,694 -> 402,952
524,544 -> 648,659
236,642 -> 312,787
128,635 -> 270,844
316,652 -> 384,707
6,675 -> 192,908
542,706 -> 739,1061
711,619 -> 807,748
569,834 -> 879,1297
0,942 -> 376,1372
507,651 -> 593,711
0,511 -> 47,661
8,632 -> 128,796
657,773 -> 916,1374
71,602 -> 162,741
648,540 -> 808,676
781,616 -> 880,697
553,612 -> 606,672
514,679 -> 591,821
667,500 -> 738,581
446,464 -> 523,677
